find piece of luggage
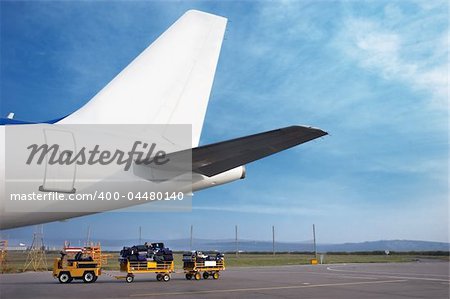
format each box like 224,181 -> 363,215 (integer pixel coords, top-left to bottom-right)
154,255 -> 164,262
160,248 -> 172,255
137,255 -> 147,261
150,242 -> 165,250
163,254 -> 173,261
182,253 -> 194,262
135,245 -> 147,252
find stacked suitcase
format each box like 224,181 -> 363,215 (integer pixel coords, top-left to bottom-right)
119,242 -> 173,264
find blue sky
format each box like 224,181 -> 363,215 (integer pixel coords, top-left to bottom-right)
1,0 -> 448,244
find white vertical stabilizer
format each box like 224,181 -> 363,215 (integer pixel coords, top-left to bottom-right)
60,10 -> 227,146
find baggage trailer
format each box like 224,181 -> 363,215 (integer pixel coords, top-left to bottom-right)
118,260 -> 174,283
183,259 -> 225,280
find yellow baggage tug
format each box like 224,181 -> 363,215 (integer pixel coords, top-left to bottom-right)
53,244 -> 104,283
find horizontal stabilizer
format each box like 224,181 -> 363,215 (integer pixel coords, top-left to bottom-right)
191,125 -> 327,177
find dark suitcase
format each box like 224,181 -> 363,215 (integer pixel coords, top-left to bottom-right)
151,242 -> 165,250
163,254 -> 173,261
161,248 -> 172,255
154,255 -> 164,262
135,245 -> 147,251
137,255 -> 147,261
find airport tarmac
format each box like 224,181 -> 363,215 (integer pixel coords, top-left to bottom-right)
1,261 -> 449,299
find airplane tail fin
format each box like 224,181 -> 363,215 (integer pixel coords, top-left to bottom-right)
60,10 -> 227,146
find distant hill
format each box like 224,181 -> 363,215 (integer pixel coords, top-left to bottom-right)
317,240 -> 450,252
159,239 -> 449,252
32,238 -> 449,252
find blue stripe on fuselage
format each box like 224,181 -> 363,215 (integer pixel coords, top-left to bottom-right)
0,115 -> 68,125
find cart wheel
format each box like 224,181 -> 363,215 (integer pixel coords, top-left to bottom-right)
156,274 -> 162,281
126,275 -> 134,283
185,274 -> 192,280
58,272 -> 71,284
203,272 -> 209,279
162,274 -> 170,282
83,271 -> 96,283
213,272 -> 220,280
194,272 -> 201,280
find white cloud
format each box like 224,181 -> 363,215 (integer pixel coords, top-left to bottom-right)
334,12 -> 448,109
193,205 -> 324,216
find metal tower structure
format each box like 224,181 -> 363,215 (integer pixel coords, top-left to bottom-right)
0,239 -> 8,273
23,225 -> 48,271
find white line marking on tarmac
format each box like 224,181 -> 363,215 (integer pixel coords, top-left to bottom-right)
236,270 -> 383,280
129,279 -> 407,297
326,266 -> 450,282
339,275 -> 379,280
326,266 -> 450,278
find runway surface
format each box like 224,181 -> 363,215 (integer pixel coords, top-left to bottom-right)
1,261 -> 449,298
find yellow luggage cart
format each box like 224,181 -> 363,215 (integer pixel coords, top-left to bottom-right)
184,259 -> 225,280
119,260 -> 174,283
